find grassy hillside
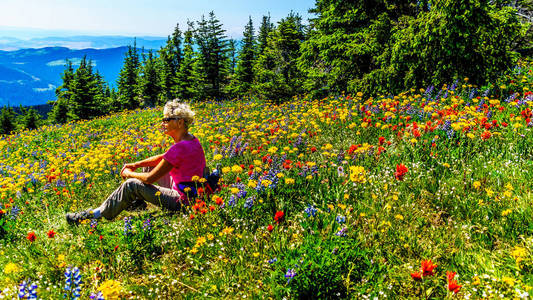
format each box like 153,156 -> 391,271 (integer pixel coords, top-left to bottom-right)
0,62 -> 532,299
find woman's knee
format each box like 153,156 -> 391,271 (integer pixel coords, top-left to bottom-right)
123,178 -> 143,190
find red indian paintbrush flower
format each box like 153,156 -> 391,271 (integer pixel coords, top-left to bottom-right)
26,231 -> 36,242
447,271 -> 462,294
47,230 -> 56,238
421,259 -> 437,276
395,164 -> 408,181
410,271 -> 422,281
267,224 -> 274,232
274,211 -> 284,224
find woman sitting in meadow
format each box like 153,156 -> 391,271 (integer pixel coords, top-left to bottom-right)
66,100 -> 206,224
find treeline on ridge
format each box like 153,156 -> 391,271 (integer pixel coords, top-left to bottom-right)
1,0 -> 531,133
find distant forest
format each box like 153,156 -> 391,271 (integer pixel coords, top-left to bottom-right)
1,0 -> 531,134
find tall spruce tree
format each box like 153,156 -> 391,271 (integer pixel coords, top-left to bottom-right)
254,12 -> 305,103
69,57 -> 100,120
195,11 -> 230,99
159,23 -> 183,101
298,0 -> 402,96
177,21 -> 198,100
49,60 -> 74,123
257,14 -> 274,56
138,50 -> 161,107
234,16 -> 256,95
117,40 -> 141,110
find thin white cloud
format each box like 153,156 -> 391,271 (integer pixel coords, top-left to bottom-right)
33,83 -> 56,92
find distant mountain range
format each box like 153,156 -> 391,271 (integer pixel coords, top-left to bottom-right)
0,46 -> 132,106
0,35 -> 169,107
0,36 -> 167,51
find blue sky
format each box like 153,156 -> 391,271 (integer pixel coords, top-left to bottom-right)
0,0 -> 315,38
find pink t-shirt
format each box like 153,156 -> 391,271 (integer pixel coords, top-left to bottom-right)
162,137 -> 206,191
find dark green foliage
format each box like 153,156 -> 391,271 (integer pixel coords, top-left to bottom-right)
159,23 -> 183,101
117,40 -> 141,110
21,107 -> 41,130
298,0 -> 413,97
232,16 -> 256,95
257,14 -> 274,56
373,0 -> 525,94
177,21 -> 199,101
0,106 -> 16,135
138,50 -> 161,107
299,0 -> 527,97
49,60 -> 74,124
48,57 -> 112,123
195,11 -> 230,100
254,12 -> 305,103
68,57 -> 105,120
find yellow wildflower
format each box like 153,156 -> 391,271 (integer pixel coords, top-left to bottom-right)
222,227 -> 234,235
4,262 -> 20,274
349,166 -> 366,183
98,279 -> 122,300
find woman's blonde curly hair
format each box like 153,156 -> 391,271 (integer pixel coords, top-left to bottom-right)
163,99 -> 195,127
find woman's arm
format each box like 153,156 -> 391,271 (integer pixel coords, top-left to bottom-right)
122,154 -> 164,172
121,158 -> 174,185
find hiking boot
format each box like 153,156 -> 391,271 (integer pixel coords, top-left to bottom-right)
126,199 -> 147,212
66,210 -> 93,225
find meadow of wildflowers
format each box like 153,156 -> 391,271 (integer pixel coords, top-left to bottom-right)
0,62 -> 532,298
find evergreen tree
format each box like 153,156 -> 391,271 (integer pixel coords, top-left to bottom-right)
257,14 -> 274,56
49,60 -> 74,123
233,16 -> 256,95
0,106 -> 16,135
117,40 -> 141,110
69,57 -> 100,120
22,108 -> 41,130
298,0 -> 400,97
195,11 -> 230,99
177,21 -> 198,100
159,23 -> 183,101
254,13 -> 305,103
92,71 -> 110,115
299,0 -> 525,96
138,50 -> 161,107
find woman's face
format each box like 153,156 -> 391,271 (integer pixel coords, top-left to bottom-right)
161,117 -> 183,135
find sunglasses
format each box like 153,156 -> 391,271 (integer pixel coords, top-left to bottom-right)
162,117 -> 181,123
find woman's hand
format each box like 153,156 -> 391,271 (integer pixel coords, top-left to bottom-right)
120,166 -> 134,179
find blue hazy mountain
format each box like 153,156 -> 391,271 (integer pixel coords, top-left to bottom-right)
0,36 -> 167,51
0,46 -> 142,107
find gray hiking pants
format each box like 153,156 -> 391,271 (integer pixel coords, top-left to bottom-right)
96,174 -> 182,220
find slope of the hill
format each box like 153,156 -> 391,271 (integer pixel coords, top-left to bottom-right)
0,63 -> 532,298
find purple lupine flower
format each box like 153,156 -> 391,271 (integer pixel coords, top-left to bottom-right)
18,279 -> 38,299
89,291 -> 105,300
143,218 -> 152,231
304,204 -> 317,217
336,227 -> 347,237
285,268 -> 297,283
123,217 -> 132,236
64,266 -> 82,299
336,215 -> 346,224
